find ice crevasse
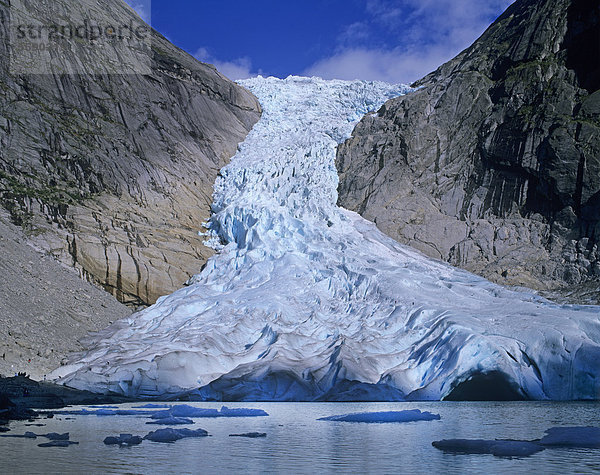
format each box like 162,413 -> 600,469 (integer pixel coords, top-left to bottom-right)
53,76 -> 600,401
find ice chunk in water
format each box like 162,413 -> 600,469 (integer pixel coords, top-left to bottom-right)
229,432 -> 267,438
144,428 -> 209,443
539,427 -> 600,448
103,434 -> 143,446
218,406 -> 269,417
133,404 -> 171,409
432,439 -> 544,457
150,405 -> 268,419
146,417 -> 194,425
318,409 -> 440,423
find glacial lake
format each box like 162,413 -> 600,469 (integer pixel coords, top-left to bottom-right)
2,401 -> 600,474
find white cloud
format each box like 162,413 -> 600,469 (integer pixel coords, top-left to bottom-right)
125,0 -> 151,25
194,47 -> 260,81
305,0 -> 515,83
304,46 -> 453,84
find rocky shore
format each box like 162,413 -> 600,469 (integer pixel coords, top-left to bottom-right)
0,211 -> 131,381
0,375 -> 133,427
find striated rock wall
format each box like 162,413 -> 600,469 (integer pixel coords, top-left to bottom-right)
337,0 -> 600,302
0,0 -> 261,306
0,210 -> 131,380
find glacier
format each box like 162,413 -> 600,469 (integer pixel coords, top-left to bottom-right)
52,76 -> 600,401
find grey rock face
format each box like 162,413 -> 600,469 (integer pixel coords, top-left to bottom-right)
0,0 -> 261,306
0,210 -> 131,380
337,0 -> 600,302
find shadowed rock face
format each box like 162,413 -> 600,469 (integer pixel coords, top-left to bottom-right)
337,0 -> 600,302
0,0 -> 261,306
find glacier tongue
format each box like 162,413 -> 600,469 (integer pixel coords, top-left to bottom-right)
54,76 -> 600,401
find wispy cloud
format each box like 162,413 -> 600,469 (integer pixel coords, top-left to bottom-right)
305,47 -> 456,84
194,48 -> 262,81
124,0 -> 151,25
305,0 -> 514,84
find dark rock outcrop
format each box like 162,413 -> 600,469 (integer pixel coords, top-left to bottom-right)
337,0 -> 600,302
0,375 -> 132,411
0,0 -> 261,306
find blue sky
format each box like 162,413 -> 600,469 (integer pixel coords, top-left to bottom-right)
125,0 -> 514,84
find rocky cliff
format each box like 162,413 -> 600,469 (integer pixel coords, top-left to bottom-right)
0,209 -> 131,380
337,0 -> 600,302
0,0 -> 261,306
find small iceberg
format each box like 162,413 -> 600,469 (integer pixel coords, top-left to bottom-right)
0,431 -> 38,439
539,427 -> 600,448
0,431 -> 69,440
150,406 -> 219,419
44,433 -> 70,441
218,407 -> 269,418
104,434 -> 143,446
229,432 -> 267,438
144,428 -> 209,443
133,404 -> 171,409
432,426 -> 600,457
432,439 -> 544,457
318,409 -> 440,423
56,408 -> 154,417
150,405 -> 268,419
146,417 -> 194,425
38,440 -> 79,448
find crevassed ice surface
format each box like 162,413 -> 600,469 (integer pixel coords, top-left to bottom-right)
54,76 -> 600,401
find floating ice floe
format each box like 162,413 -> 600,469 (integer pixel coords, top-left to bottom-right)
150,405 -> 268,419
0,431 -> 78,447
432,425 -> 600,457
229,432 -> 267,438
52,76 -> 600,402
38,440 -> 79,448
103,434 -> 143,446
538,426 -> 600,448
146,416 -> 193,425
432,439 -> 544,457
0,431 -> 69,440
133,404 -> 171,409
55,408 -> 154,417
144,428 -> 209,443
318,409 -> 440,423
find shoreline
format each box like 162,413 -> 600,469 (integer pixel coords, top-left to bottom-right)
0,375 -> 133,424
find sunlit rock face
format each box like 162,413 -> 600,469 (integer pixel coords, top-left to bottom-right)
336,0 -> 600,304
54,76 -> 600,402
0,0 -> 261,306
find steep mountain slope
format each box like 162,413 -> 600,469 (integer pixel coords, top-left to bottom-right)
336,0 -> 600,302
0,210 -> 130,380
0,0 -> 261,306
53,77 -> 600,402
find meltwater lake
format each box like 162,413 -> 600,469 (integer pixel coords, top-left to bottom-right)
2,401 -> 600,474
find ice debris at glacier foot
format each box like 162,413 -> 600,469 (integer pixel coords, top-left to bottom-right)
318,409 -> 440,423
53,76 -> 600,401
432,426 -> 600,457
54,405 -> 268,419
150,405 -> 268,419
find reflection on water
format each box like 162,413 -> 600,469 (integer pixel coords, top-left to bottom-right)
2,402 -> 600,474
